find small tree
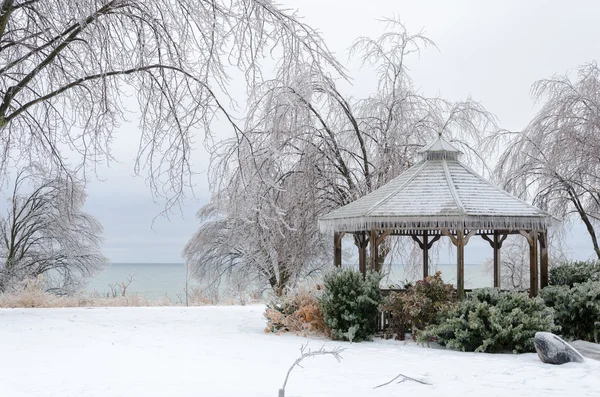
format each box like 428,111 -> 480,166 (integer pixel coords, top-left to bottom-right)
319,268 -> 382,342
0,170 -> 107,294
183,152 -> 328,297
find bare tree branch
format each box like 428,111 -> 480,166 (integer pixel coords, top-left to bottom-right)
0,0 -> 344,212
373,372 -> 430,389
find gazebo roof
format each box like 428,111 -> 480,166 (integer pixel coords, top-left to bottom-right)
319,135 -> 557,233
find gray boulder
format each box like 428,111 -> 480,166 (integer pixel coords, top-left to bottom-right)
570,340 -> 600,361
534,332 -> 584,365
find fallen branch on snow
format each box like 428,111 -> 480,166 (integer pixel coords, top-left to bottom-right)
373,372 -> 431,389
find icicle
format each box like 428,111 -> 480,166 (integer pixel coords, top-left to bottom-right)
318,215 -> 558,233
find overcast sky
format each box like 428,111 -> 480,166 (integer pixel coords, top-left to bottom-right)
77,0 -> 600,264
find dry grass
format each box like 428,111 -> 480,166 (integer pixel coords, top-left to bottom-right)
187,286 -> 220,306
264,284 -> 330,337
0,280 -> 250,308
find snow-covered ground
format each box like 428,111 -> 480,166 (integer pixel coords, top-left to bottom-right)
1,305 -> 598,397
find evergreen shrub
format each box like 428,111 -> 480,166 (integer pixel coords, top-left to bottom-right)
549,260 -> 600,287
540,280 -> 600,342
381,271 -> 456,340
418,288 -> 558,353
319,268 -> 382,342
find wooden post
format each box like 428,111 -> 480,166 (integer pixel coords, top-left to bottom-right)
412,232 -> 441,280
521,230 -> 539,297
530,230 -> 539,297
482,232 -> 508,289
540,231 -> 549,289
519,230 -> 540,297
493,231 -> 501,289
358,245 -> 367,277
370,229 -> 379,272
333,232 -> 342,268
457,230 -> 465,300
441,229 -> 463,298
357,232 -> 367,278
423,230 -> 429,279
441,228 -> 473,299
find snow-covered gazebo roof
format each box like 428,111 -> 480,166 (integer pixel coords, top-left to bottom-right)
319,135 -> 556,233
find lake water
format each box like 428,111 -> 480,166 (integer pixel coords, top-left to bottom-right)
85,263 -> 193,301
384,263 -> 491,289
85,262 -> 492,300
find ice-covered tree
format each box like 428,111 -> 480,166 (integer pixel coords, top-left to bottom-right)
495,63 -> 600,259
236,20 -> 492,215
183,137 -> 328,296
184,20 -> 495,293
0,169 -> 107,294
0,0 -> 342,208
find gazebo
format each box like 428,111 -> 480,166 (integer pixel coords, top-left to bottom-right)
318,134 -> 557,298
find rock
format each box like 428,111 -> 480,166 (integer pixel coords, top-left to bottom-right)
570,340 -> 600,361
534,332 -> 585,365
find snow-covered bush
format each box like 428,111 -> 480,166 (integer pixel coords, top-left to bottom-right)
264,285 -> 329,336
319,269 -> 382,342
418,288 -> 558,353
381,271 -> 456,340
549,260 -> 600,287
540,281 -> 600,342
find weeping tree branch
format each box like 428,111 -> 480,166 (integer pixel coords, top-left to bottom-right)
495,62 -> 600,260
185,19 -> 496,295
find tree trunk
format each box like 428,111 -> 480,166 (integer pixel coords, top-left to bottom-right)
567,184 -> 600,259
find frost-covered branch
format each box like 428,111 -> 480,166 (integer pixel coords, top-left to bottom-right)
494,62 -> 600,259
184,19 -> 496,292
0,0 -> 343,212
278,344 -> 344,397
373,372 -> 430,388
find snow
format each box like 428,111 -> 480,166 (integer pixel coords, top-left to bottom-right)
1,305 -> 599,397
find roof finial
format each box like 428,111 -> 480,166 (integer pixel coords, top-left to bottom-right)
438,131 -> 442,137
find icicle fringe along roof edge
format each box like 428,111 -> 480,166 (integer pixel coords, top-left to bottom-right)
318,215 -> 558,233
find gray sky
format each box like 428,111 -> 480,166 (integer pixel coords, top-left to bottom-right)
80,0 -> 599,263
